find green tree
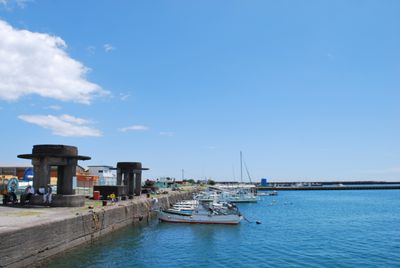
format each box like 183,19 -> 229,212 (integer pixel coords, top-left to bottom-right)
208,179 -> 216,186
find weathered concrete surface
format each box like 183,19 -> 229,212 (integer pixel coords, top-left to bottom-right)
29,194 -> 86,207
0,191 -> 193,268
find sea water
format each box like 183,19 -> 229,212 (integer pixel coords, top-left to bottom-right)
44,190 -> 400,267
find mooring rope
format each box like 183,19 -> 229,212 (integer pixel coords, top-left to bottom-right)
243,216 -> 261,224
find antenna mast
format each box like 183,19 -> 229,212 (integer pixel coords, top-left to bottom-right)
240,151 -> 243,183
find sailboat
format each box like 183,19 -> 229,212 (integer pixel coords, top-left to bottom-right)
215,152 -> 257,203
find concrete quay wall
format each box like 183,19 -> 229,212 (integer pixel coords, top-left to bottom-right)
0,191 -> 193,268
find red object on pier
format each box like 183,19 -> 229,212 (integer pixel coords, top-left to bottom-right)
93,191 -> 100,200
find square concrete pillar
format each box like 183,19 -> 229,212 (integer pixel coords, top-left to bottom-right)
32,159 -> 51,191
123,172 -> 129,188
116,170 -> 122,185
64,161 -> 77,195
128,172 -> 134,196
134,172 -> 142,196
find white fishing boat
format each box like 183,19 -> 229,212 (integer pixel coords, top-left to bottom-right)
164,200 -> 199,215
193,191 -> 220,202
257,191 -> 278,196
158,202 -> 243,225
194,188 -> 257,203
221,189 -> 257,203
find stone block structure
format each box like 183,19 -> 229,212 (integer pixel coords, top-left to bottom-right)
18,144 -> 90,207
116,162 -> 149,197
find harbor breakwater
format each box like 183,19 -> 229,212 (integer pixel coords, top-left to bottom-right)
257,185 -> 400,191
0,191 -> 193,268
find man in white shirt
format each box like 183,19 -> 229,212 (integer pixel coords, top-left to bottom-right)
37,186 -> 46,203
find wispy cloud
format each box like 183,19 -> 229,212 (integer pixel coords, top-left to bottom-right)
104,44 -> 115,52
159,131 -> 174,137
119,125 -> 149,132
119,93 -> 130,101
0,20 -> 108,104
86,45 -> 96,55
18,114 -> 102,137
45,105 -> 62,110
0,0 -> 30,9
15,0 -> 29,8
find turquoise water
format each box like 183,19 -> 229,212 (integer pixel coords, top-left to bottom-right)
45,190 -> 400,267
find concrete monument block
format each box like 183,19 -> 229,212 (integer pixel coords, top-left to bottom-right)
18,144 -> 90,207
116,162 -> 148,197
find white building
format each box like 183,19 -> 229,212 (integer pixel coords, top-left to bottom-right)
87,165 -> 116,186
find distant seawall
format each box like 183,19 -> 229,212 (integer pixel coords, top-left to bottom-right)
0,191 -> 193,268
257,185 -> 400,191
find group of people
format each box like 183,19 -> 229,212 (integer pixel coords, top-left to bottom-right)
5,182 -> 18,204
20,184 -> 53,205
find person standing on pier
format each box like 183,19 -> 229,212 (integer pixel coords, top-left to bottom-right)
44,184 -> 53,204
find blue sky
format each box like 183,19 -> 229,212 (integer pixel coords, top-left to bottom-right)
0,0 -> 399,181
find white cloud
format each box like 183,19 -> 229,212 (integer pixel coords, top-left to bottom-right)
159,131 -> 174,137
0,0 -> 30,8
15,0 -> 29,8
0,20 -> 107,104
18,114 -> 102,137
104,44 -> 115,52
45,105 -> 62,110
119,125 -> 149,132
119,93 -> 130,101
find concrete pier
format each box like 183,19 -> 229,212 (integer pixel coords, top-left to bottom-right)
0,191 -> 193,268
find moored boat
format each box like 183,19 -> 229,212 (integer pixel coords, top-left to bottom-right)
195,188 -> 257,203
257,190 -> 278,196
164,200 -> 199,215
222,189 -> 257,203
159,202 -> 243,225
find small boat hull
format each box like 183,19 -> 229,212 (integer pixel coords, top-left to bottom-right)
226,198 -> 257,203
158,211 -> 242,225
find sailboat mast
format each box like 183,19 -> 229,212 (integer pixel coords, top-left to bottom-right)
240,151 -> 243,183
